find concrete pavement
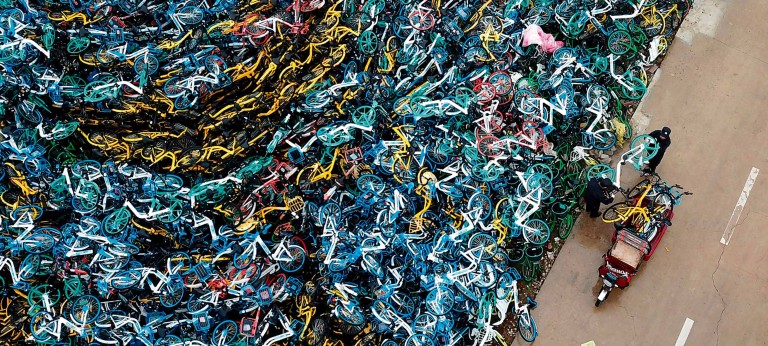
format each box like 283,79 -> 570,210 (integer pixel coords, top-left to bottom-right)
514,0 -> 768,345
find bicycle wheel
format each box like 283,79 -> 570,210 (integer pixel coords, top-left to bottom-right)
621,76 -> 647,100
586,164 -> 615,181
467,193 -> 492,221
489,70 -> 513,96
357,30 -> 378,54
19,254 -> 41,279
641,10 -> 664,37
470,261 -> 497,288
71,295 -> 101,324
608,30 -> 632,55
592,129 -> 617,150
111,269 -> 142,290
336,306 -> 365,326
211,320 -> 238,346
602,202 -> 629,223
29,311 -> 54,342
514,89 -> 537,114
102,207 -> 131,236
178,6 -> 204,25
353,105 -> 378,127
319,202 -> 342,226
134,54 -> 159,75
556,214 -> 574,239
155,174 -> 184,192
409,11 -> 435,31
468,233 -> 497,260
522,219 -> 550,245
279,244 -> 306,272
424,286 -> 456,316
174,93 -> 196,110
72,180 -> 101,213
159,278 -> 184,308
23,233 -> 55,254
233,250 -> 254,269
28,284 -> 61,310
517,311 -> 538,342
390,292 -> 416,317
405,334 -> 434,346
83,81 -> 109,102
156,198 -> 184,223
64,277 -> 85,299
60,75 -> 86,97
652,192 -> 675,212
67,37 -> 90,54
187,294 -> 210,313
316,125 -> 350,147
155,335 -> 182,346
163,77 -> 186,98
412,313 -> 438,338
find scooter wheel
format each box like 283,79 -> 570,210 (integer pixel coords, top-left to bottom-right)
595,299 -> 602,307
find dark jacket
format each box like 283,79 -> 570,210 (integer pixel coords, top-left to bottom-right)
585,178 -> 614,204
649,130 -> 671,155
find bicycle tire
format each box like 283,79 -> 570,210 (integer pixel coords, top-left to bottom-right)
211,320 -> 238,346
467,193 -> 492,221
29,311 -> 54,342
556,214 -> 574,239
178,6 -> 204,25
102,207 -> 131,236
517,311 -> 538,342
155,335 -> 182,346
159,278 -> 184,308
134,54 -> 159,75
111,269 -> 142,289
71,295 -> 101,324
522,219 -> 550,245
621,76 -> 647,100
602,202 -> 629,223
652,192 -> 675,212
608,30 -> 632,55
592,129 -> 617,150
28,284 -> 61,309
278,244 -> 306,272
23,233 -> 55,254
336,306 -> 365,326
163,77 -> 186,98
405,334 -> 434,346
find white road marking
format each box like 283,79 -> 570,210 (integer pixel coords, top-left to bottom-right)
674,318 -> 695,346
675,317 -> 693,346
721,167 -> 759,245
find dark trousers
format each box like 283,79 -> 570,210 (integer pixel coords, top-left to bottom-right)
647,152 -> 664,172
584,197 -> 600,217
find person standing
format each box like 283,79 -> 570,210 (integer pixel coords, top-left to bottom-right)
584,178 -> 616,218
643,127 -> 671,175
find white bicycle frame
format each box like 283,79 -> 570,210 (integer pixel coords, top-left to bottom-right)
0,256 -> 22,285
0,17 -> 50,58
123,199 -> 176,221
92,80 -> 144,96
610,0 -> 648,20
613,137 -> 657,189
31,315 -> 89,342
604,53 -> 642,92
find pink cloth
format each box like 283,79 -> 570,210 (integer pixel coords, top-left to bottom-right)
522,25 -> 564,53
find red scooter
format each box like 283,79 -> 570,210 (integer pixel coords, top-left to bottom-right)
595,212 -> 673,306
